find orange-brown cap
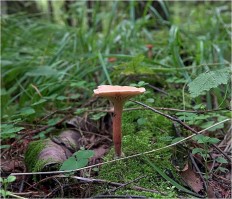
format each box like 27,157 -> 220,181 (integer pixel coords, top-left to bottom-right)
146,44 -> 153,49
108,57 -> 117,63
94,85 -> 146,103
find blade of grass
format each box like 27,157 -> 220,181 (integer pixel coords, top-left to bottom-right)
98,52 -> 112,85
169,25 -> 191,81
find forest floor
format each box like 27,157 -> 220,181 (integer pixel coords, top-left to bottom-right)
1,88 -> 231,198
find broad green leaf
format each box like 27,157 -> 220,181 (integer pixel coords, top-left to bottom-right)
188,68 -> 230,98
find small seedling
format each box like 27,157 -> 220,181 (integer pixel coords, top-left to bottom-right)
0,176 -> 16,199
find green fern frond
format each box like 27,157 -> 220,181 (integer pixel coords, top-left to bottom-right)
188,68 -> 230,98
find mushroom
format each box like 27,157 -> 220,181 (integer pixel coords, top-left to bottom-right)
94,85 -> 146,158
108,57 -> 117,63
146,44 -> 153,59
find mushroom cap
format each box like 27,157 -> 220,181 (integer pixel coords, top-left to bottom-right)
94,85 -> 146,103
146,44 -> 153,49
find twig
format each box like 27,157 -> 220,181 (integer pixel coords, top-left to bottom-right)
189,153 -> 208,191
99,175 -> 148,195
129,100 -> 231,162
147,84 -> 168,95
66,175 -> 164,195
88,107 -> 230,114
10,119 -> 229,177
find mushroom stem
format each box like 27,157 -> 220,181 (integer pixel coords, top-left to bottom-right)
113,102 -> 124,157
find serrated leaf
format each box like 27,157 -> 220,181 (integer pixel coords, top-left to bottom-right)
188,68 -> 230,98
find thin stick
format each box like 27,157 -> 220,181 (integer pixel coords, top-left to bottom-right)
189,153 -> 208,191
88,107 -> 230,114
71,176 -> 164,194
100,175 -> 147,195
130,100 -> 231,162
10,119 -> 229,176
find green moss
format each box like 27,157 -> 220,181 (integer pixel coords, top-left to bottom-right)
96,90 -> 184,198
24,139 -> 48,172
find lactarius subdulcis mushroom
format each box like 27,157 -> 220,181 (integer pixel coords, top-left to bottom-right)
146,44 -> 153,59
94,85 -> 146,158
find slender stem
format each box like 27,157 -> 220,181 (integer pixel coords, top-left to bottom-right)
113,102 -> 124,157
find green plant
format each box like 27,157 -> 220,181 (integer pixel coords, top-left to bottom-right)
60,149 -> 94,171
0,175 -> 25,199
188,68 -> 231,98
192,134 -> 228,180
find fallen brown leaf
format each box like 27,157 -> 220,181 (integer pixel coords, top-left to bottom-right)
180,164 -> 203,193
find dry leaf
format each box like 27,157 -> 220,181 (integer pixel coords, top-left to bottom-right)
180,164 -> 203,193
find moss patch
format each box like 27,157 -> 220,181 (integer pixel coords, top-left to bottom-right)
24,139 -> 48,172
